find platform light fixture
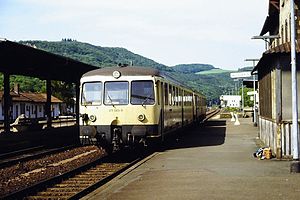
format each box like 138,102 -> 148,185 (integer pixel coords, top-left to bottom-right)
251,35 -> 280,50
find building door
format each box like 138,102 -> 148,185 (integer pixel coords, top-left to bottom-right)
15,105 -> 18,119
20,103 -> 25,115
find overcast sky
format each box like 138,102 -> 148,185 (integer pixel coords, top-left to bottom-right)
0,0 -> 269,70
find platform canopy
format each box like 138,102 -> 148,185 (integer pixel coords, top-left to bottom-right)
0,39 -> 97,83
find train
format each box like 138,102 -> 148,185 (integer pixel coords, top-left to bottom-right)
79,66 -> 206,151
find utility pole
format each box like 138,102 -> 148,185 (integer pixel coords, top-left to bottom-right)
245,59 -> 259,126
290,0 -> 300,173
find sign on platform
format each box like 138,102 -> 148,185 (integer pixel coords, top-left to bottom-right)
230,71 -> 252,79
247,91 -> 257,96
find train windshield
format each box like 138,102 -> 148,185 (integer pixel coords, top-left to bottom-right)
81,82 -> 102,105
104,81 -> 129,105
131,81 -> 155,105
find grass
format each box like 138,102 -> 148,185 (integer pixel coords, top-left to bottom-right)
196,69 -> 234,75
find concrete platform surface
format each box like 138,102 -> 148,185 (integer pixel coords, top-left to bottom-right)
82,118 -> 300,200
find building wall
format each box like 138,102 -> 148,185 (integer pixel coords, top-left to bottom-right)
220,95 -> 241,108
281,69 -> 300,121
270,0 -> 300,47
0,102 -> 61,121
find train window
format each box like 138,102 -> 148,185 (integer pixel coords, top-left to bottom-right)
131,81 -> 155,105
81,82 -> 102,105
104,81 -> 129,105
169,84 -> 172,106
175,87 -> 179,106
172,86 -> 176,106
164,83 -> 168,105
178,89 -> 182,106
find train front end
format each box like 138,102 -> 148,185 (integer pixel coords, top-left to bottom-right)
79,68 -> 161,151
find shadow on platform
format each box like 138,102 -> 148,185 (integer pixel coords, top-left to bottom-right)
163,120 -> 226,151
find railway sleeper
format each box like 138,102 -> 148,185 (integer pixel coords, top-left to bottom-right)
71,174 -> 109,179
76,172 -> 111,176
53,183 -> 91,188
45,188 -> 82,192
62,180 -> 95,185
35,191 -> 78,196
68,177 -> 105,181
26,195 -> 70,200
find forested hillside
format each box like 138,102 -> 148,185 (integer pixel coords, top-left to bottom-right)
2,40 -> 237,102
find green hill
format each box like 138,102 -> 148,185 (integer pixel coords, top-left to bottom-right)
1,40 -> 237,102
196,68 -> 234,75
172,64 -> 214,73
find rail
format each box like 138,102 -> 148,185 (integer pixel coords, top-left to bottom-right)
204,108 -> 221,121
0,145 -> 76,168
2,150 -> 141,200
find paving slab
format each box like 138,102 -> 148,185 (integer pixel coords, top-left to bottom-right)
82,118 -> 300,200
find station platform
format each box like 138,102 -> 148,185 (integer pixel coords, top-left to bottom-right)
83,117 -> 300,200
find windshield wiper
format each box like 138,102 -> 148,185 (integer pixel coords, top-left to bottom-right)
142,94 -> 153,106
107,94 -> 115,107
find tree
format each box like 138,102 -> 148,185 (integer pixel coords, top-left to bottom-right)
239,87 -> 254,107
51,81 -> 76,112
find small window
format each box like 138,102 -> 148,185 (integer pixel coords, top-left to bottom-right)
104,81 -> 128,105
178,89 -> 182,106
164,83 -> 168,105
169,84 -> 172,106
131,80 -> 155,105
82,82 -> 102,105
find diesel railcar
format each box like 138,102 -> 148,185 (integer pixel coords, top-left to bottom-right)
79,66 -> 206,151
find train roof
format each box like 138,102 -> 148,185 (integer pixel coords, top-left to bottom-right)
82,66 -> 205,98
82,66 -> 162,77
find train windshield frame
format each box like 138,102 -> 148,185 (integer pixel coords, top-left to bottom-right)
104,81 -> 129,105
131,80 -> 155,105
81,82 -> 102,106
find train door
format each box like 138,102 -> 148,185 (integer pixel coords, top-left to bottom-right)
158,81 -> 164,139
192,93 -> 196,121
163,83 -> 170,130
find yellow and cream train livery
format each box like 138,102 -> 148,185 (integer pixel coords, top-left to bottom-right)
79,66 -> 206,151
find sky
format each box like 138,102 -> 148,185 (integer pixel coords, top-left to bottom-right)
0,0 -> 269,70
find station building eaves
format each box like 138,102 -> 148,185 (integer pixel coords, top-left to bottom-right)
0,39 -> 98,83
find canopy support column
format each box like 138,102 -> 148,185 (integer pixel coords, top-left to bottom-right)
75,82 -> 80,125
46,79 -> 52,128
3,72 -> 10,133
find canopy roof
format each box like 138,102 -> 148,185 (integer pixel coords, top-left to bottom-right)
0,39 -> 97,83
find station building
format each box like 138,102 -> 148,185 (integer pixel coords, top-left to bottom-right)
220,95 -> 241,108
0,85 -> 62,121
253,0 -> 300,158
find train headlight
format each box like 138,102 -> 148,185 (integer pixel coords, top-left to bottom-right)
112,70 -> 121,79
138,114 -> 146,122
89,115 -> 97,122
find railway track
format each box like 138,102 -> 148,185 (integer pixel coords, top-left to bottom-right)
25,162 -> 135,200
0,145 -> 76,168
3,148 -> 141,200
204,108 -> 220,121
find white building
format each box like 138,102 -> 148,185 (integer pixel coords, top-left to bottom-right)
220,95 -> 241,108
0,88 -> 62,121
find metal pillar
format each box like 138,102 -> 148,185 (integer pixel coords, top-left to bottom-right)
46,79 -> 52,128
75,82 -> 80,125
241,80 -> 244,117
3,73 -> 10,133
290,0 -> 300,172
